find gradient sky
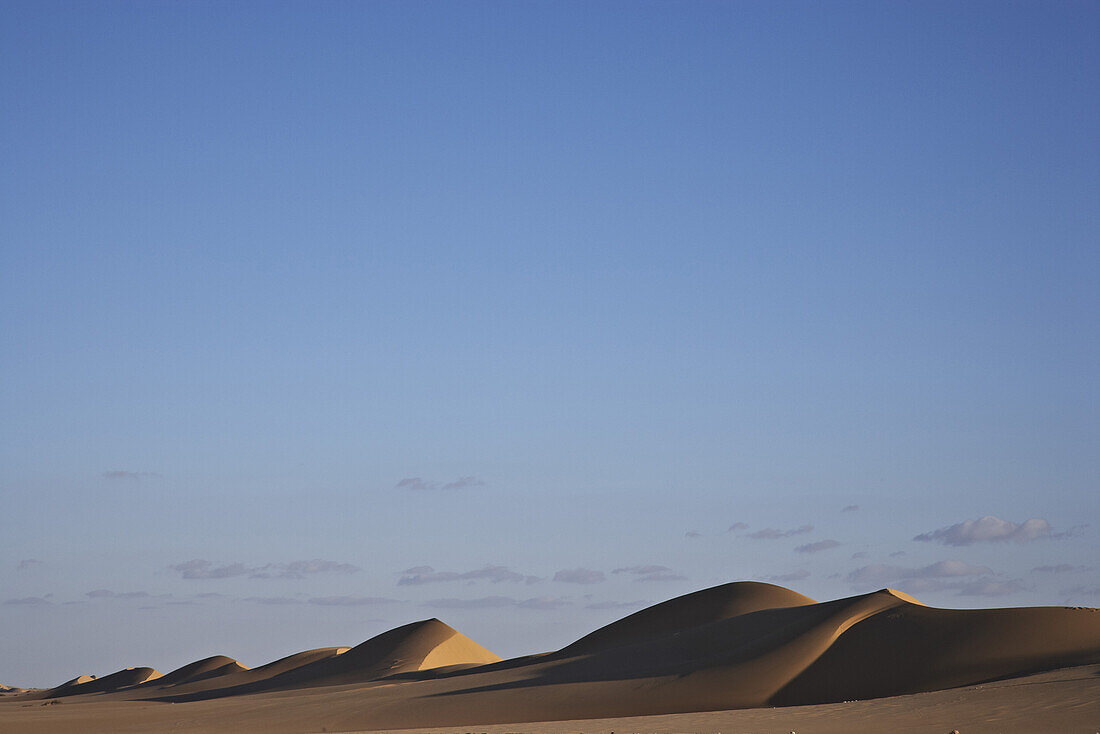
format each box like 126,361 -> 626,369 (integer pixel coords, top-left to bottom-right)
2,0 -> 1098,688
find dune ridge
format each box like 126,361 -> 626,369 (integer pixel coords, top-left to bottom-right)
36,667 -> 162,699
3,582 -> 1099,732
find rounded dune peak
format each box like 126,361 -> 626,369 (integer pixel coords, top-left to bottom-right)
563,581 -> 818,655
151,655 -> 248,687
336,618 -> 501,677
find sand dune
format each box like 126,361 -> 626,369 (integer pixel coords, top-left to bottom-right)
562,580 -> 816,655
143,656 -> 247,688
2,581 -> 1099,733
36,667 -> 162,699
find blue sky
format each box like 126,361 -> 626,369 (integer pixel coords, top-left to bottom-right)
2,0 -> 1098,687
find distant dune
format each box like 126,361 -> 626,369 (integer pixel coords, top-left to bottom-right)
33,667 -> 162,699
2,582 -> 1098,733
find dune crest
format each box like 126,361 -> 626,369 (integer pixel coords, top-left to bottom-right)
146,655 -> 248,688
881,587 -> 925,605
41,667 -> 161,698
563,580 -> 817,655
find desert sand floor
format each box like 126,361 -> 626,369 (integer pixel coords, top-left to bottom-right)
356,665 -> 1100,734
1,664 -> 1096,733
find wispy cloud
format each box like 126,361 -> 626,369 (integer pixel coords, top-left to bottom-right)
16,559 -> 43,571
764,569 -> 810,582
685,531 -> 702,539
841,504 -> 859,512
171,560 -> 252,579
913,516 -> 1054,546
610,565 -> 686,582
243,596 -> 302,605
748,525 -> 813,540
258,563 -> 358,581
396,476 -> 485,491
1032,564 -> 1091,574
953,578 -> 1028,597
170,559 -> 359,580
848,560 -> 994,587
727,522 -> 749,533
85,589 -> 150,599
4,596 -> 51,606
1061,585 -> 1100,598
847,560 -> 1026,597
102,470 -> 162,480
553,568 -> 605,584
423,595 -> 570,610
309,595 -> 399,606
397,565 -> 538,585
585,600 -> 647,610
795,539 -> 840,554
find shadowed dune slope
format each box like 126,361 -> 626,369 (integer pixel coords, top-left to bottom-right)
772,600 -> 1100,704
158,619 -> 500,701
54,674 -> 95,689
243,646 -> 350,678
562,581 -> 817,655
96,647 -> 353,701
142,656 -> 247,688
45,667 -> 161,698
